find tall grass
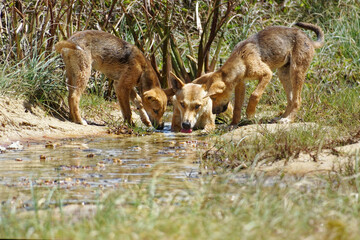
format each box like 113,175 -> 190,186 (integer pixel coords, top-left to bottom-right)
2,165 -> 360,239
0,52 -> 68,116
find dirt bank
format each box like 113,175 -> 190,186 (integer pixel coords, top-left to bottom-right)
222,123 -> 360,175
0,96 -> 110,143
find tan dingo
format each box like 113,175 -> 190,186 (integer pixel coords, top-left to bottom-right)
55,30 -> 167,129
194,22 -> 324,125
170,73 -> 215,133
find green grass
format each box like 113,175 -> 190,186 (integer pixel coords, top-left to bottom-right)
1,164 -> 360,239
206,123 -> 338,170
0,53 -> 68,119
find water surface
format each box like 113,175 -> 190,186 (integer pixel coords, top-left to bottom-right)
0,123 -> 210,205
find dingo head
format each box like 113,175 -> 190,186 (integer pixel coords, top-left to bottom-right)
171,74 -> 212,133
142,87 -> 167,130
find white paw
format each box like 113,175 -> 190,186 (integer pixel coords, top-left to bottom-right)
80,119 -> 88,125
278,118 -> 291,124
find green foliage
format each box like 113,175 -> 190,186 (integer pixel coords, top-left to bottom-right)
204,123 -> 335,170
2,169 -> 360,239
0,53 -> 68,117
1,0 -> 359,94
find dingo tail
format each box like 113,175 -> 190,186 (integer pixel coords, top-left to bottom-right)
295,22 -> 324,49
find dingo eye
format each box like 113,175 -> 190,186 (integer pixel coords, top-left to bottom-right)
180,102 -> 185,108
195,104 -> 201,110
153,109 -> 159,114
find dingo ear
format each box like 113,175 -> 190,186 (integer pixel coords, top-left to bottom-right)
170,72 -> 184,92
193,73 -> 211,84
143,91 -> 162,108
143,92 -> 153,101
204,81 -> 226,98
140,71 -> 154,91
143,91 -> 157,102
163,88 -> 175,98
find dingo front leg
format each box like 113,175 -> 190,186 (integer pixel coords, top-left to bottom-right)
231,80 -> 246,126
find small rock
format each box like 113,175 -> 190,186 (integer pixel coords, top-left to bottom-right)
45,141 -> 60,149
112,158 -> 123,164
65,177 -> 72,182
8,141 -> 23,150
0,146 -> 6,153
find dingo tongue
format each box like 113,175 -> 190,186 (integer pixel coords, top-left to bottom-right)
181,128 -> 192,133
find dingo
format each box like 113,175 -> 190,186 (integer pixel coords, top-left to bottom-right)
170,73 -> 215,133
55,30 -> 167,129
194,22 -> 324,125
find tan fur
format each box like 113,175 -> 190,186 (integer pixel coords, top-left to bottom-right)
194,22 -> 325,125
170,73 -> 215,132
55,30 -> 167,129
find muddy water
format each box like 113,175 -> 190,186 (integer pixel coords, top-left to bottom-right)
0,123 -> 211,205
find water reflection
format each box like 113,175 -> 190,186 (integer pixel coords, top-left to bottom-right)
0,123 -> 210,203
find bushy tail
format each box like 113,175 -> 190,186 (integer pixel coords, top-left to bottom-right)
55,41 -> 82,53
295,22 -> 325,49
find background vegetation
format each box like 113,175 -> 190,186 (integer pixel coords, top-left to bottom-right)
1,0 -> 359,118
0,0 -> 359,123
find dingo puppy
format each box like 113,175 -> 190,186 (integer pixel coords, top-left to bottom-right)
55,30 -> 167,129
170,73 -> 215,133
194,22 -> 324,125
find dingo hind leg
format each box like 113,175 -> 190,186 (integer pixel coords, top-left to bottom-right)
283,65 -> 307,123
276,64 -> 293,122
62,49 -> 91,125
280,45 -> 314,123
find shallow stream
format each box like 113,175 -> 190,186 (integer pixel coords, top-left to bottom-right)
0,123 -> 213,206
0,121 -> 326,211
